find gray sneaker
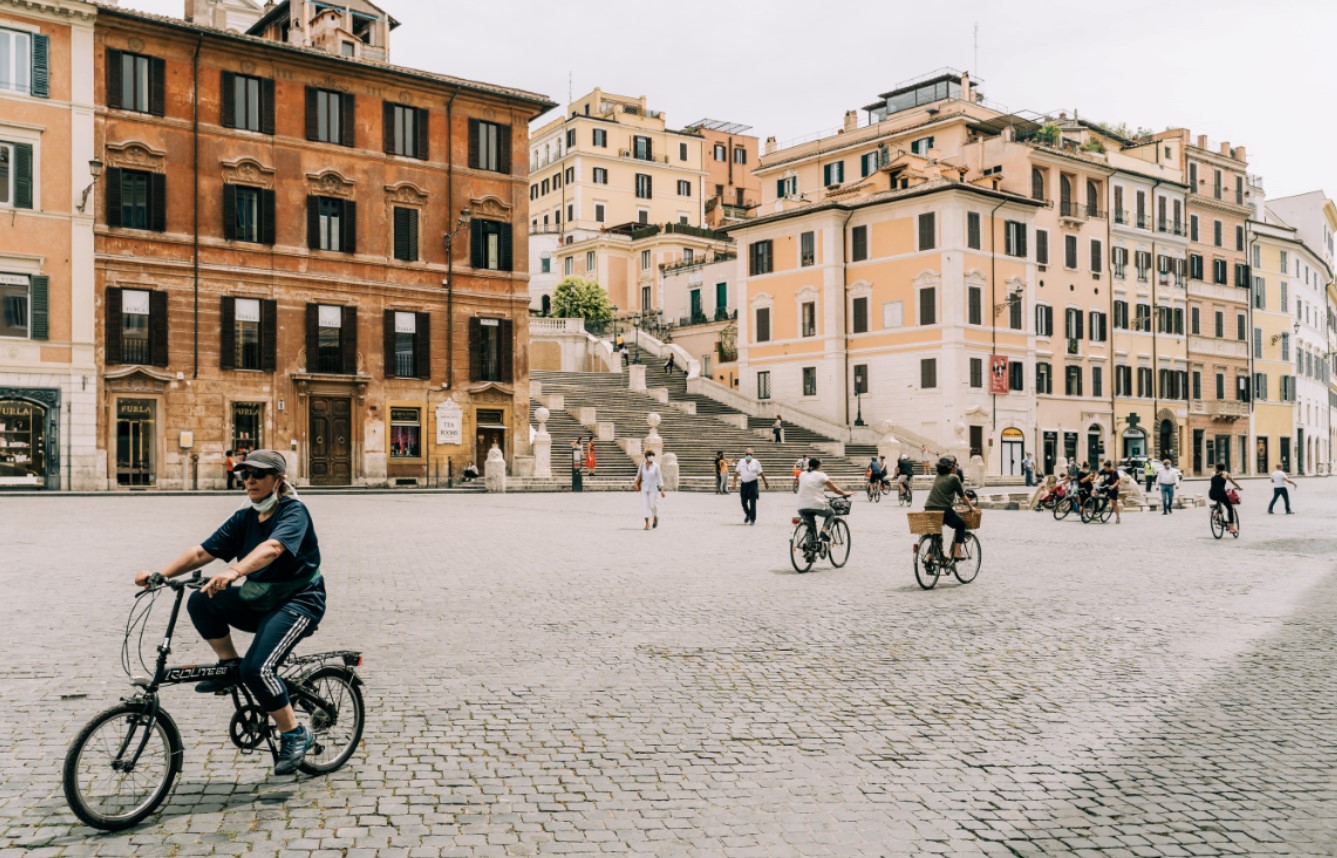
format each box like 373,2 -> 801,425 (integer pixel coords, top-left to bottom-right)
274,725 -> 312,776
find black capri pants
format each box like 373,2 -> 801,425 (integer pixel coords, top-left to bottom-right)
187,589 -> 317,711
938,506 -> 968,545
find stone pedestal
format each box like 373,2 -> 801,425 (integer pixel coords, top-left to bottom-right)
876,425 -> 902,468
594,422 -> 615,441
662,452 -> 679,491
513,456 -> 535,477
532,407 -> 552,479
643,412 -> 664,460
627,364 -> 647,392
966,454 -> 986,487
484,442 -> 506,493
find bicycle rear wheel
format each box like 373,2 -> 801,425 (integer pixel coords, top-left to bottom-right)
914,535 -> 941,590
293,666 -> 365,775
954,533 -> 982,584
1099,499 -> 1114,523
1210,506 -> 1224,539
63,702 -> 182,831
1053,496 -> 1073,520
827,518 -> 851,567
790,523 -> 815,573
1079,498 -> 1095,523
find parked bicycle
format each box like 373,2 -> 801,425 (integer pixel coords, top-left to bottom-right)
1080,488 -> 1115,524
62,572 -> 365,831
789,494 -> 852,573
1051,486 -> 1083,521
908,506 -> 982,590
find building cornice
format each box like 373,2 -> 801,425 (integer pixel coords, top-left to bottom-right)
0,0 -> 97,23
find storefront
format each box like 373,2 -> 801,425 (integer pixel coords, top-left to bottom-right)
115,397 -> 157,486
475,408 -> 507,468
231,402 -> 263,455
999,427 -> 1024,476
0,388 -> 60,489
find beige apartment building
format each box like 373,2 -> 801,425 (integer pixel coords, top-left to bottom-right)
0,0 -> 99,490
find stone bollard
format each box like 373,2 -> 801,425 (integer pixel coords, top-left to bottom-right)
643,412 -> 664,460
484,442 -> 506,493
966,454 -> 986,486
627,364 -> 647,392
533,407 -> 552,478
662,452 -> 679,491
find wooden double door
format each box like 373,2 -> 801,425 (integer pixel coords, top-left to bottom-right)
309,396 -> 352,485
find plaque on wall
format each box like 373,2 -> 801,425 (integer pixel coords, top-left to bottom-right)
435,400 -> 462,445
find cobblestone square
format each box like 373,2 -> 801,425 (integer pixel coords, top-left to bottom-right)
2,478 -> 1336,857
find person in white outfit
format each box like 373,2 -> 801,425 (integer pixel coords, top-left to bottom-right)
636,451 -> 666,529
795,457 -> 850,540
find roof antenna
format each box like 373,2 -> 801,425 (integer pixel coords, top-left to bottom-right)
973,22 -> 979,78
568,70 -> 573,107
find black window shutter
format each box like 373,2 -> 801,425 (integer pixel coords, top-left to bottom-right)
148,289 -> 169,366
304,86 -> 318,140
467,118 -> 479,168
105,167 -> 122,227
30,34 -> 49,98
500,318 -> 514,382
222,184 -> 237,241
306,196 -> 320,248
107,50 -> 123,110
260,189 -> 276,245
260,78 -> 275,135
342,199 -> 357,254
30,275 -> 48,340
415,312 -> 430,379
260,299 -> 277,371
304,303 -> 318,370
470,222 -> 484,268
105,287 -> 123,364
382,101 -> 395,154
149,172 -> 167,232
148,57 -> 166,116
497,124 -> 512,173
499,222 -> 513,271
221,71 -> 236,128
340,306 -> 357,374
341,92 -> 355,147
13,143 -> 32,209
392,207 -> 410,261
468,316 -> 482,381
406,209 -> 419,261
415,108 -> 429,160
220,296 -> 236,369
383,309 -> 396,376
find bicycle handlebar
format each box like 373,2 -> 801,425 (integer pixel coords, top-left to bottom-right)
145,572 -> 212,592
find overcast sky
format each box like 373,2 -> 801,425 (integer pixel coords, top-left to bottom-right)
121,0 -> 1337,205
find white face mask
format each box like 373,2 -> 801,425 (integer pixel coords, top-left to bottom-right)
250,485 -> 280,512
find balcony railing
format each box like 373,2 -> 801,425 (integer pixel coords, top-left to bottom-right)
1086,206 -> 1106,219
122,336 -> 150,364
618,148 -> 669,164
1059,201 -> 1086,222
1136,214 -> 1151,230
1114,209 -> 1128,225
1157,218 -> 1186,236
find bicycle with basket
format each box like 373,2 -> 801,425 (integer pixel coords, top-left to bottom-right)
789,494 -> 853,573
907,504 -> 982,590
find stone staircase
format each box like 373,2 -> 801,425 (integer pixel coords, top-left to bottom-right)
530,398 -> 639,480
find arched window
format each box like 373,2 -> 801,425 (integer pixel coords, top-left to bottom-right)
540,294 -> 551,316
1031,167 -> 1045,202
1060,175 -> 1073,212
1086,180 -> 1099,216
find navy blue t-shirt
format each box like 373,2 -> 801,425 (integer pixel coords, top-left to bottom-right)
202,497 -> 326,620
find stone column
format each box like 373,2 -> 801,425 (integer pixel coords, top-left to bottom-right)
484,442 -> 506,493
643,412 -> 663,460
533,407 -> 552,478
662,452 -> 679,491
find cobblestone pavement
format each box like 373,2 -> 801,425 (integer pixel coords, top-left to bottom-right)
2,477 -> 1336,857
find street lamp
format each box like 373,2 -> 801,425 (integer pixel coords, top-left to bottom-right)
632,314 -> 642,364
76,158 -> 104,214
993,283 -> 1025,316
853,365 -> 867,426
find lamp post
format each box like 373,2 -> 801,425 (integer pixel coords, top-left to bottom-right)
853,365 -> 866,426
632,315 -> 642,365
76,159 -> 104,214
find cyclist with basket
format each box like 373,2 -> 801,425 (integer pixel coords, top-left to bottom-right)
923,455 -> 977,559
1209,462 -> 1243,535
797,457 -> 851,541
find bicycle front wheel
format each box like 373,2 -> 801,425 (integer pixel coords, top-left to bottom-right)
1230,508 -> 1241,539
827,518 -> 851,567
1210,507 -> 1224,539
1099,499 -> 1114,523
790,523 -> 815,573
954,533 -> 982,584
1079,498 -> 1094,523
294,666 -> 365,775
914,535 -> 941,590
63,702 -> 182,831
1053,497 -> 1072,520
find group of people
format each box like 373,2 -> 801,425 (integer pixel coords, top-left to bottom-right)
569,437 -> 599,476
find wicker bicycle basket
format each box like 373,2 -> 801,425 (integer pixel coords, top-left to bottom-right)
828,496 -> 852,516
906,507 -> 982,535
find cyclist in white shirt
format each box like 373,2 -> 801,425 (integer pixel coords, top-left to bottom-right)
796,458 -> 851,540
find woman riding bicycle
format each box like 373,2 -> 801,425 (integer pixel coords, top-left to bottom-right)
1209,462 -> 1242,535
924,455 -> 978,559
796,457 -> 851,541
132,449 -> 326,776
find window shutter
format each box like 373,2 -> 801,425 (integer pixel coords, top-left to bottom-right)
220,296 -> 236,369
340,92 -> 355,147
1036,230 -> 1048,264
500,318 -> 514,382
105,167 -> 122,227
499,222 -> 513,271
304,86 -> 318,140
468,316 -> 482,380
415,107 -> 429,160
470,222 -> 484,268
260,78 -> 275,135
342,199 -> 357,254
30,276 -> 48,340
13,143 -> 32,209
149,289 -> 169,366
382,101 -> 395,154
382,309 -> 396,376
414,312 -> 431,379
107,50 -> 123,110
221,71 -> 236,128
149,172 -> 167,232
306,196 -> 320,248
305,303 -> 318,370
222,184 -> 237,241
260,189 -> 276,245
31,34 -> 49,98
340,305 -> 357,374
392,208 -> 409,261
149,57 -> 166,116
467,118 -> 479,168
105,287 -> 123,364
776,179 -> 785,198
406,209 -> 419,262
260,299 -> 276,371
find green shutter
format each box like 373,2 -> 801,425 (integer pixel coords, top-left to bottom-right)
30,276 -> 49,340
31,35 -> 49,99
13,143 -> 33,209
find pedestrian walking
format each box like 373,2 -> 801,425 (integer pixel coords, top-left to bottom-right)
1267,463 -> 1298,514
731,448 -> 769,524
714,451 -> 729,495
772,415 -> 783,443
225,450 -> 237,490
586,439 -> 597,477
635,451 -> 666,530
664,352 -> 676,373
570,439 -> 584,492
1156,458 -> 1177,514
1143,458 -> 1156,493
1022,452 -> 1035,487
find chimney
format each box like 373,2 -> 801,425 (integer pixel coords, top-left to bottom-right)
764,136 -> 777,156
960,71 -> 971,100
1235,145 -> 1247,163
1219,141 -> 1231,156
1197,134 -> 1208,149
843,110 -> 857,133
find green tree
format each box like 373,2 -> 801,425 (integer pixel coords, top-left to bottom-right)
550,277 -> 612,325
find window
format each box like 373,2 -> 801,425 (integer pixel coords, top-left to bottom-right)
677,179 -> 691,196
222,72 -> 273,133
585,250 -> 595,270
0,140 -> 33,209
633,135 -> 652,160
682,248 -> 694,265
1114,185 -> 1124,221
469,219 -> 513,271
223,185 -> 275,245
1090,239 -> 1103,273
823,161 -> 844,186
1004,221 -> 1026,257
1189,214 -> 1199,242
800,231 -> 814,267
917,213 -> 935,250
1036,362 -> 1052,395
563,257 -> 572,276
388,407 -> 422,458
1087,180 -> 1100,217
1114,365 -> 1130,396
1280,282 -> 1288,312
1253,276 -> 1265,309
967,212 -> 982,250
910,136 -> 934,155
565,167 -> 575,185
108,50 -> 164,115
592,167 -> 608,184
678,142 -> 688,161
468,119 -> 510,173
592,128 -> 606,148
861,151 -> 880,177
852,297 -> 868,333
641,249 -> 651,270
0,273 -> 47,340
1064,235 -> 1078,269
755,307 -> 771,342
713,143 -> 726,161
384,310 -> 429,378
1215,373 -> 1225,400
734,147 -> 746,164
635,173 -> 652,199
107,168 -> 166,232
800,302 -> 816,337
1065,307 -> 1084,341
1089,310 -> 1106,342
851,225 -> 868,261
749,240 -> 773,275
970,357 -> 983,388
1136,190 -> 1147,227
1213,220 -> 1223,247
1235,263 -> 1249,287
882,302 -> 903,328
1111,246 -> 1127,279
307,196 -> 355,252
1136,250 -> 1151,282
1009,294 -> 1023,331
564,128 -> 575,148
1254,372 -> 1266,400
776,176 -> 798,197
594,203 -> 605,223
1137,367 -> 1152,398
1236,225 -> 1245,251
220,297 -> 274,371
1135,303 -> 1151,332
470,316 -> 512,382
1213,169 -> 1222,199
1280,332 -> 1289,361
1035,304 -> 1053,337
107,288 -> 167,366
1279,250 -> 1288,273
1214,310 -> 1224,338
1031,167 -> 1045,201
967,286 -> 981,325
921,358 -> 937,389
1092,365 -> 1104,398
1036,229 -> 1048,265
306,87 -> 352,145
757,370 -> 771,399
1113,300 -> 1128,330
802,367 -> 817,396
919,287 -> 936,325
1191,306 -> 1201,335
0,28 -> 46,97
1213,259 -> 1227,285
716,282 -> 728,316
1189,254 -> 1204,280
1009,361 -> 1023,391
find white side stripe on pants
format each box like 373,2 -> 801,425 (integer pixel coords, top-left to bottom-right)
260,615 -> 310,701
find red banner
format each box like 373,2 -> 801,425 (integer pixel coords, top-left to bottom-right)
989,355 -> 1009,394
